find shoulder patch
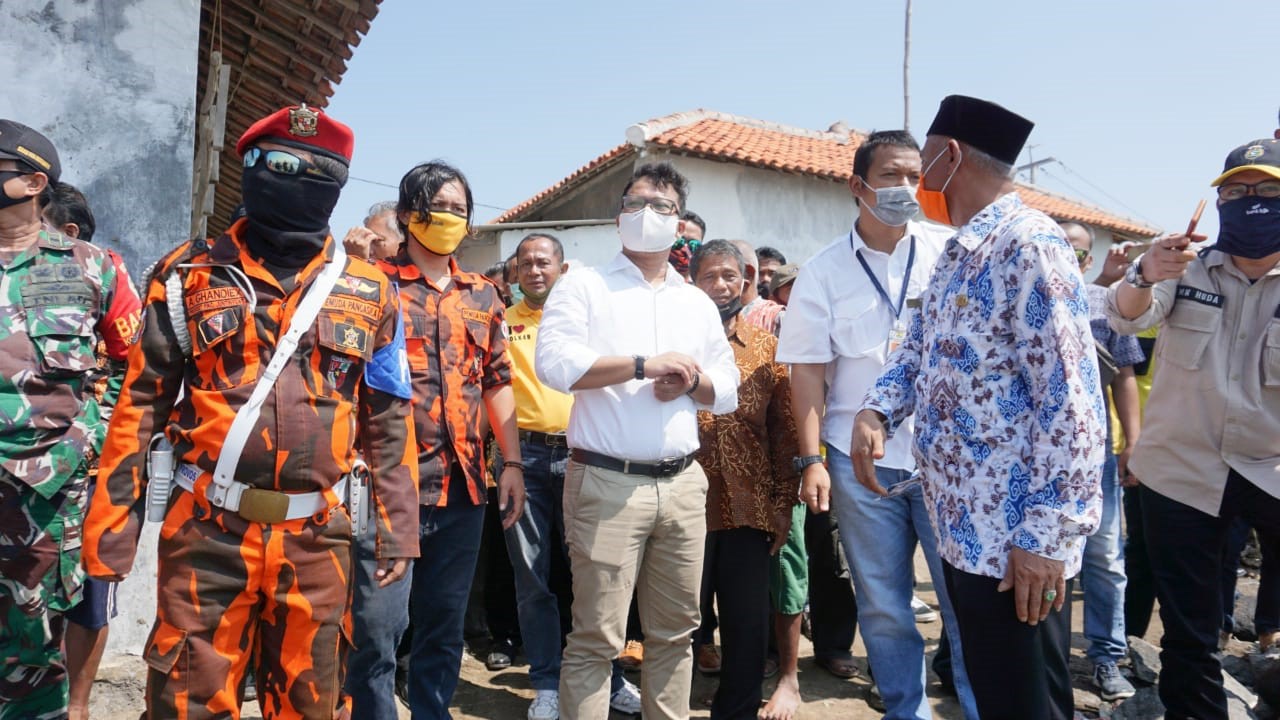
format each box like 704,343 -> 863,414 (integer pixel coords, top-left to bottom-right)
335,274 -> 382,302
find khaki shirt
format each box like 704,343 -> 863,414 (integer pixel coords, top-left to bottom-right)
1106,249 -> 1280,515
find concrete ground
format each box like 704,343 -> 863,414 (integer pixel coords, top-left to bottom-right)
92,545 -> 1227,719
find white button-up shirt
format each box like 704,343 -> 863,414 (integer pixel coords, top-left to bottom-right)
776,220 -> 950,465
536,252 -> 739,461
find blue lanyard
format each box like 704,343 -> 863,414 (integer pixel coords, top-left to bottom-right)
852,234 -> 916,319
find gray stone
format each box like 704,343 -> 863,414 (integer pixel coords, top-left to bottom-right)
1224,667 -> 1259,709
1128,636 -> 1162,685
1073,686 -> 1104,714
1226,653 -> 1258,687
1111,687 -> 1164,720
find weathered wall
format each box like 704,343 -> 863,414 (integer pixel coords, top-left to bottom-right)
0,0 -> 200,276
0,0 -> 200,655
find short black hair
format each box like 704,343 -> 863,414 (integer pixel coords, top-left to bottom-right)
397,160 -> 475,236
852,130 -> 920,181
622,162 -> 689,213
756,246 -> 786,265
41,181 -> 95,242
484,261 -> 506,281
690,238 -> 745,280
679,210 -> 706,237
516,232 -> 564,262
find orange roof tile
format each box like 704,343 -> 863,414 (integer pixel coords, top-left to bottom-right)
496,110 -> 1158,238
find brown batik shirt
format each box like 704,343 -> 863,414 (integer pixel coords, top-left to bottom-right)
696,320 -> 800,534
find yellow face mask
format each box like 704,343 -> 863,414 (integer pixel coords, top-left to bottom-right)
407,211 -> 468,256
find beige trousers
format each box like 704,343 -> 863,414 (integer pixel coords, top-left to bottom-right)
559,459 -> 708,719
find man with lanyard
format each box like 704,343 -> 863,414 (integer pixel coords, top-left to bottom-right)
778,129 -> 977,719
84,105 -> 419,719
1107,138 -> 1280,720
857,96 -> 1105,720
537,161 -> 738,720
0,120 -> 141,720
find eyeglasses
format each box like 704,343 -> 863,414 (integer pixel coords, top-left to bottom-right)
243,148 -> 329,179
1217,180 -> 1280,202
673,237 -> 701,252
1074,248 -> 1090,263
621,194 -> 678,216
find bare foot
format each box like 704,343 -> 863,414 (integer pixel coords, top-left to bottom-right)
759,674 -> 801,720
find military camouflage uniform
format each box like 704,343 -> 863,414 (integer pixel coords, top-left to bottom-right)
0,229 -> 140,720
83,221 -> 419,720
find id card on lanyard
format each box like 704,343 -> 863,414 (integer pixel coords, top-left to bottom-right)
853,233 -> 916,357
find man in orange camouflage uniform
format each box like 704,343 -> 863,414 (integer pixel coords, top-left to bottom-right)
372,160 -> 524,720
83,105 -> 419,720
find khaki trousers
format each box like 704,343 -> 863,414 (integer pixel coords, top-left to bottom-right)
559,459 -> 707,720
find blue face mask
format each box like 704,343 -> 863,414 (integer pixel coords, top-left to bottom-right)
860,179 -> 919,227
1215,196 -> 1280,259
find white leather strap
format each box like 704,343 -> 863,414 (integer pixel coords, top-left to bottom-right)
176,463 -> 347,521
209,243 -> 348,508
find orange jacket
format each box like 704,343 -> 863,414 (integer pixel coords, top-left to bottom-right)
84,223 -> 419,578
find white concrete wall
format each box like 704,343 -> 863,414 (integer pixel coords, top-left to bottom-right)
0,0 -> 200,655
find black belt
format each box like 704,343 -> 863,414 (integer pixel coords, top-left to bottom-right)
570,449 -> 695,478
519,430 -> 568,447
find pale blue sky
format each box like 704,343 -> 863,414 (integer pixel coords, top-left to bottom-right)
326,0 -> 1277,249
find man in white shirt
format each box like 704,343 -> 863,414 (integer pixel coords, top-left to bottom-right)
536,162 -> 739,720
777,130 -> 977,719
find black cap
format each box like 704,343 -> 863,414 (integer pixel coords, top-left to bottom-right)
0,120 -> 60,183
926,95 -> 1034,166
1210,138 -> 1280,186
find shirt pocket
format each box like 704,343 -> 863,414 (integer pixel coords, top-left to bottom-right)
1160,301 -> 1221,371
22,304 -> 98,377
316,313 -> 374,396
463,319 -> 491,380
831,295 -> 883,359
187,305 -> 249,390
1263,320 -> 1280,389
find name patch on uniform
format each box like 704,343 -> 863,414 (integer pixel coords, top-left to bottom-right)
334,321 -> 370,354
185,286 -> 245,314
1175,285 -> 1224,308
29,264 -> 85,283
323,295 -> 380,321
461,308 -> 492,326
336,275 -> 382,302
197,307 -> 239,346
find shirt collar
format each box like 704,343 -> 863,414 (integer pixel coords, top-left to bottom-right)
953,191 -> 1024,251
851,221 -> 923,258
35,226 -> 74,251
605,251 -> 685,287
386,252 -> 475,288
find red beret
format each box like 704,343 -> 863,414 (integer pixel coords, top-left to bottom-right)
236,103 -> 354,165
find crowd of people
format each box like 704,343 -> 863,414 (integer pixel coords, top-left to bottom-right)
0,92 -> 1276,720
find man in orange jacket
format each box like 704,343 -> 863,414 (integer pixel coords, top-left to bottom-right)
83,104 -> 419,719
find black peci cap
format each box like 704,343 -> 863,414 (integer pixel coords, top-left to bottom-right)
926,95 -> 1034,166
0,120 -> 60,183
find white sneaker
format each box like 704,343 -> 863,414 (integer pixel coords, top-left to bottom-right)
609,678 -> 642,716
527,689 -> 559,720
911,595 -> 939,623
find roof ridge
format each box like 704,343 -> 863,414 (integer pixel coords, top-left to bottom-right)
625,109 -> 859,147
1014,181 -> 1158,234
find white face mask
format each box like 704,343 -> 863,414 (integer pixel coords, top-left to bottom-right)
618,207 -> 679,253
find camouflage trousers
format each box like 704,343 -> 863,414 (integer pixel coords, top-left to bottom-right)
144,488 -> 353,720
0,469 -> 87,720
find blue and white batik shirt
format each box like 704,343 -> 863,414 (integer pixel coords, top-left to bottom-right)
862,192 -> 1106,580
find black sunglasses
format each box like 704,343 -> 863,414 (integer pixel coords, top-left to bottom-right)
242,148 -> 331,179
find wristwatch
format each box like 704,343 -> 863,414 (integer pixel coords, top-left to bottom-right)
633,355 -> 646,381
1124,254 -> 1155,289
792,455 -> 824,473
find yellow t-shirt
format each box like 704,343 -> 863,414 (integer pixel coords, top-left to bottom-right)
1112,326 -> 1158,453
506,299 -> 573,434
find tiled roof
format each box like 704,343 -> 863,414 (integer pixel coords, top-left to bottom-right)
497,110 -> 1159,238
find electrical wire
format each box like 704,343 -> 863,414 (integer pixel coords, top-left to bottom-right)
347,175 -> 510,212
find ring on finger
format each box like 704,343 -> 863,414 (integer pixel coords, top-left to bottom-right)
1043,589 -> 1057,603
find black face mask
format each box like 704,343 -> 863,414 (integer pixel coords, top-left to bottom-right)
757,282 -> 771,300
717,296 -> 744,322
240,163 -> 341,267
0,170 -> 34,211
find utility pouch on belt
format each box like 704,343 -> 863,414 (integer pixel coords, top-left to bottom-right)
146,434 -> 175,522
346,459 -> 371,539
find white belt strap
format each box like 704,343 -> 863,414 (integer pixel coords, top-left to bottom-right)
208,243 -> 348,509
176,463 -> 347,522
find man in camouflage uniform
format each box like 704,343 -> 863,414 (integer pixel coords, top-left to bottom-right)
83,105 -> 419,719
0,120 -> 142,720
